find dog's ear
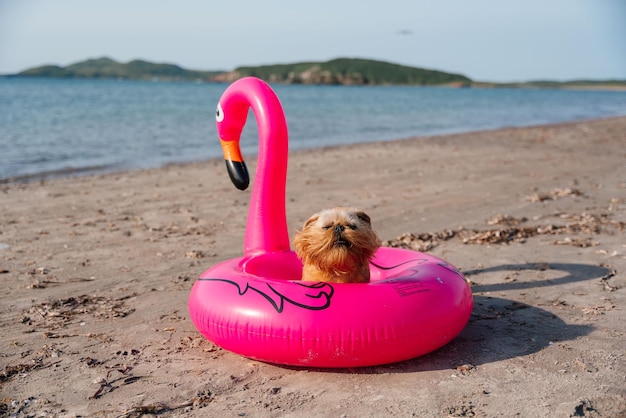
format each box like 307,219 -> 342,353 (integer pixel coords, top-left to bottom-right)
302,214 -> 320,230
355,211 -> 371,226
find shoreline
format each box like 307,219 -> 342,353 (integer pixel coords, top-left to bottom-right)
4,74 -> 626,91
2,115 -> 625,185
1,116 -> 625,417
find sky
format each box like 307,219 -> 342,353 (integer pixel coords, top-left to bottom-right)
0,0 -> 624,82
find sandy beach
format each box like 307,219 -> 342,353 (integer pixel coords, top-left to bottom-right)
1,116 -> 625,417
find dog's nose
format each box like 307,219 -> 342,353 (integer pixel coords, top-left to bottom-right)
334,225 -> 345,234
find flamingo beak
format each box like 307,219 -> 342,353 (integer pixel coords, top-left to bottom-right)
220,139 -> 249,190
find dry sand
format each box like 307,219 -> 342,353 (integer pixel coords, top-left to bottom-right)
1,117 -> 625,417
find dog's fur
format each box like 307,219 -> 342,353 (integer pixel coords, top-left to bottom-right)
293,207 -> 381,283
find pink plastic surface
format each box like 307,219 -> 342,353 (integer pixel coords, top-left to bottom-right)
188,77 -> 473,368
215,77 -> 290,256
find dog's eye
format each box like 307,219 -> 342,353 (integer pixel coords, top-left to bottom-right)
347,224 -> 357,230
322,225 -> 332,230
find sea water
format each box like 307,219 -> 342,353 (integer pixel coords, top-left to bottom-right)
1,77 -> 625,180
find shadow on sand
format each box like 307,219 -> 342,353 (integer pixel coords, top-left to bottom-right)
306,262 -> 611,374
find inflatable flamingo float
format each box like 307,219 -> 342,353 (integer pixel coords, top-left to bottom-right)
188,77 -> 473,367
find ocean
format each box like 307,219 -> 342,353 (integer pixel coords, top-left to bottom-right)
2,77 -> 626,181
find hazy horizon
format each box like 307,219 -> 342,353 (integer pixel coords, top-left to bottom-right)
1,0 -> 624,83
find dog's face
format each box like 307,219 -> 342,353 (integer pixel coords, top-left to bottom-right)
293,207 -> 381,282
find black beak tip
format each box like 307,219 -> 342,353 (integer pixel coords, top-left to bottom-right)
225,160 -> 249,190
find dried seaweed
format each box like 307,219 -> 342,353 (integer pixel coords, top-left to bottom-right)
553,237 -> 599,248
599,269 -> 618,292
91,365 -> 136,399
21,294 -> 135,330
382,230 -> 456,251
0,360 -> 43,382
459,225 -> 565,245
116,390 -> 214,417
383,209 -> 623,249
525,187 -> 583,202
486,214 -> 528,226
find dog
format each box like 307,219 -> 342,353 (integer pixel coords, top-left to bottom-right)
293,207 -> 381,283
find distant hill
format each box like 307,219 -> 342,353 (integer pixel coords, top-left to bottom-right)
16,57 -> 471,86
11,57 -> 626,89
16,57 -> 223,81
213,58 -> 472,86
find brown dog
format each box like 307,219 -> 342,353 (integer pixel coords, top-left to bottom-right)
293,207 -> 381,283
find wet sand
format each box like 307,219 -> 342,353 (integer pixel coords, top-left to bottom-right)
1,117 -> 625,417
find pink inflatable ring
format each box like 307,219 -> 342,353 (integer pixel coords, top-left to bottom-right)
188,77 -> 473,368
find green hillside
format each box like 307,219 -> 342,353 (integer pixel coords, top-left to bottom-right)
12,57 -> 625,89
17,57 -> 223,81
217,58 -> 472,86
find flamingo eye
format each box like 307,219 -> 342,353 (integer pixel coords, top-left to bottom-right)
216,103 -> 224,122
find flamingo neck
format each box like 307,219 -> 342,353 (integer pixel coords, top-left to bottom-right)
225,79 -> 290,257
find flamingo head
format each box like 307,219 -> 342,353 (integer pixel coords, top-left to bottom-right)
216,101 -> 250,191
